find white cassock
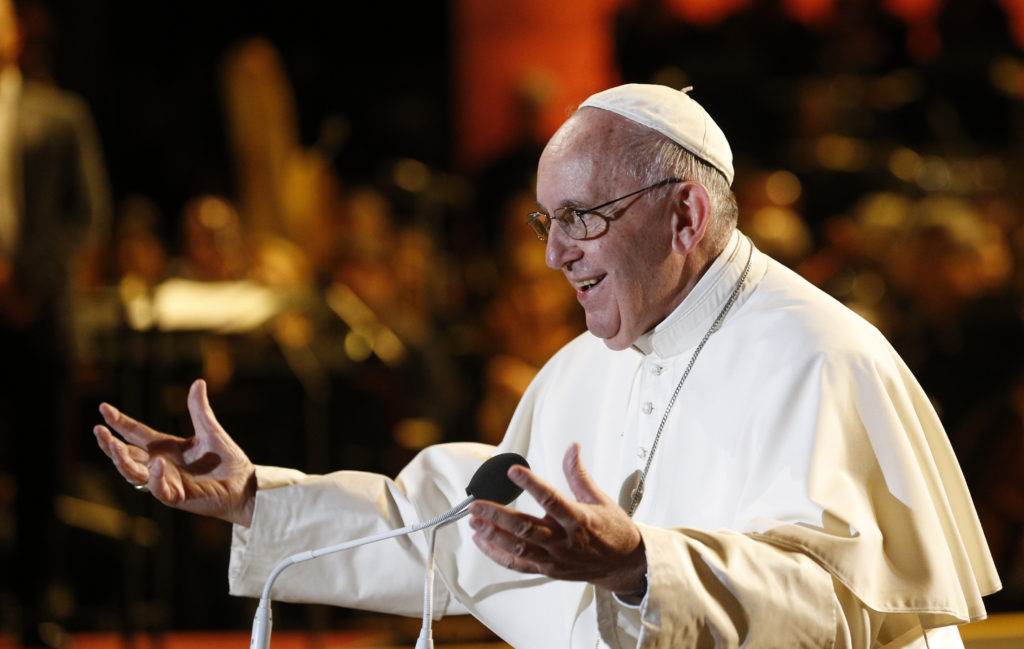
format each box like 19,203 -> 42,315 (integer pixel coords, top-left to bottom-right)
228,232 -> 1000,648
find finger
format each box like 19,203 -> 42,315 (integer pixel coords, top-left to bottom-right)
103,429 -> 151,485
98,402 -> 171,449
507,465 -> 580,529
471,526 -> 545,576
471,522 -> 606,583
470,514 -> 544,557
188,378 -> 235,454
148,456 -> 171,503
149,456 -> 185,505
93,425 -> 115,460
562,443 -> 608,506
187,379 -> 227,441
96,425 -> 150,464
469,502 -> 557,545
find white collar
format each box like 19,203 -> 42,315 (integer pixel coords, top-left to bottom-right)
631,230 -> 765,357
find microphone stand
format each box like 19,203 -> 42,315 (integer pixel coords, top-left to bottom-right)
415,509 -> 470,649
250,495 -> 474,649
249,450 -> 528,649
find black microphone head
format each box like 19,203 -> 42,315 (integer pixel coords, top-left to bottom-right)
466,453 -> 530,505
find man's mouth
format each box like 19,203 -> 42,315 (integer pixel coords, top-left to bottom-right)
574,275 -> 606,293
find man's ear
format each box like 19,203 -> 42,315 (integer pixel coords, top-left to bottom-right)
669,181 -> 712,255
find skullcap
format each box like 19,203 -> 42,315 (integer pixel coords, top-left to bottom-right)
579,84 -> 734,185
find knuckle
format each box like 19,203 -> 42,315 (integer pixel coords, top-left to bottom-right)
572,511 -> 593,532
569,526 -> 591,547
478,524 -> 496,540
537,492 -> 559,511
514,519 -> 534,538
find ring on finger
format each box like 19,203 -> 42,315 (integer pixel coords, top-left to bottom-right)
133,483 -> 149,493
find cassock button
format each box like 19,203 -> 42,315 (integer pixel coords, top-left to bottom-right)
637,447 -> 648,458
651,365 -> 664,375
642,402 -> 654,415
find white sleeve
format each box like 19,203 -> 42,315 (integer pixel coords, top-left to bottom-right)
595,525 -> 967,649
227,443 -> 496,617
595,525 -> 839,648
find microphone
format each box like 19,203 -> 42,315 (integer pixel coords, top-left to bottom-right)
466,452 -> 529,503
250,452 -> 529,649
416,452 -> 529,649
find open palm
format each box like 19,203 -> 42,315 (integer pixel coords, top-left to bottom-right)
93,379 -> 257,526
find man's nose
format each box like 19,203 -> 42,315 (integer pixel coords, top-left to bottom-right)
545,225 -> 582,270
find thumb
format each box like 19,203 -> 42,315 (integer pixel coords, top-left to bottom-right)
149,456 -> 185,506
187,378 -> 225,439
563,443 -> 605,505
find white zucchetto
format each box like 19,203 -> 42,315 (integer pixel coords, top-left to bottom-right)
580,83 -> 735,186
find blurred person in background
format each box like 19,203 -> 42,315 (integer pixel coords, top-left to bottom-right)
176,195 -> 249,283
0,0 -> 111,646
220,36 -> 342,282
114,195 -> 168,289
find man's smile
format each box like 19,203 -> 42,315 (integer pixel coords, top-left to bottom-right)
572,274 -> 607,295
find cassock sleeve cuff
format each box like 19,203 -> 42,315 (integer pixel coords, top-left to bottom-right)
228,465 -> 310,597
597,523 -> 842,648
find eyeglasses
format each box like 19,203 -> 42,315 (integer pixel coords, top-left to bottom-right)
526,178 -> 682,242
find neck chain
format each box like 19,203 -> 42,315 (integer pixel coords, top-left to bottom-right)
625,241 -> 754,517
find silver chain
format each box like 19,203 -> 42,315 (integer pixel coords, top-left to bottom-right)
592,242 -> 754,649
625,242 -> 754,517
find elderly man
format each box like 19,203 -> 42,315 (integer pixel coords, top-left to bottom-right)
95,85 -> 999,648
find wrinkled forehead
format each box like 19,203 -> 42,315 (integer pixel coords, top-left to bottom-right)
543,108 -> 637,160
537,109 -> 638,185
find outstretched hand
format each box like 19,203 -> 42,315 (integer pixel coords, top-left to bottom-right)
93,379 -> 257,526
469,443 -> 646,595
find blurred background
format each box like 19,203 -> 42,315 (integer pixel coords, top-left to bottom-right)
1,0 -> 1023,646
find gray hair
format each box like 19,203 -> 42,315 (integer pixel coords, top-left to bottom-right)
620,126 -> 738,248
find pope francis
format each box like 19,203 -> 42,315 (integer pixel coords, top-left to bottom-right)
94,84 -> 1000,649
